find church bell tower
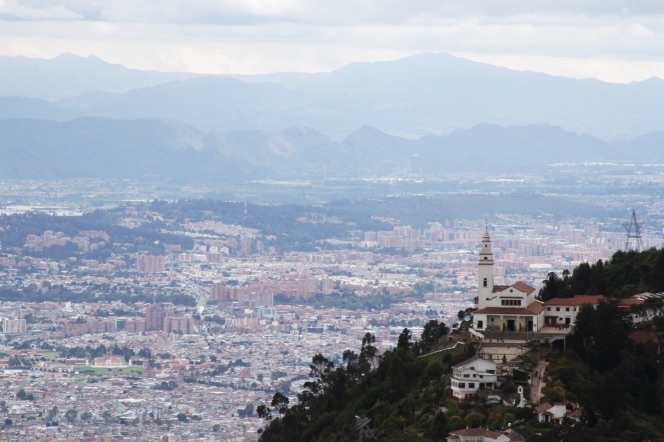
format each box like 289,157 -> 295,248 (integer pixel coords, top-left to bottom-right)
478,229 -> 494,309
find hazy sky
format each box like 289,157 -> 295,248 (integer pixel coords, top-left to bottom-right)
1,1 -> 664,83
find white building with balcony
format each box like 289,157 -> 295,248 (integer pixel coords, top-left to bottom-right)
450,356 -> 497,401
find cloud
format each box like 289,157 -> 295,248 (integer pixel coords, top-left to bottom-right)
0,0 -> 82,20
18,0 -> 664,25
1,0 -> 664,82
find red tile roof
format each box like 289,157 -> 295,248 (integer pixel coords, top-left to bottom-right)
512,281 -> 536,294
447,428 -> 525,441
535,402 -> 553,413
492,282 -> 535,294
543,295 -> 606,306
448,428 -> 503,438
567,408 -> 583,418
619,297 -> 644,306
526,301 -> 545,314
629,330 -> 662,345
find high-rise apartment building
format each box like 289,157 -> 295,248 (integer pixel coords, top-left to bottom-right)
145,305 -> 168,331
136,254 -> 166,273
2,318 -> 27,334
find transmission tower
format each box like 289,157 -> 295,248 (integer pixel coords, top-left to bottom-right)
624,209 -> 644,252
356,416 -> 376,441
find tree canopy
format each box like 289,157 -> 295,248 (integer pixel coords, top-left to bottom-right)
539,247 -> 664,301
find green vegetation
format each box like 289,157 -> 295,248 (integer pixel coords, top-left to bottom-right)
0,210 -> 192,255
257,325 -> 471,441
15,389 -> 34,401
204,315 -> 226,325
260,248 -> 664,441
539,247 -> 664,300
0,286 -> 195,306
274,290 -> 423,311
513,297 -> 664,441
153,380 -> 178,391
148,199 -> 359,251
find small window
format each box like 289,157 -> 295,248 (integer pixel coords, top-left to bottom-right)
556,307 -> 560,311
459,383 -> 465,388
566,307 -> 570,311
469,383 -> 475,388
477,320 -> 483,329
464,374 -> 469,378
483,278 -> 488,287
547,307 -> 551,311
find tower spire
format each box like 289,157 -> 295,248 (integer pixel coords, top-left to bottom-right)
477,229 -> 494,309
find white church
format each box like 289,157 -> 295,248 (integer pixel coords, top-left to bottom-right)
471,230 -> 545,334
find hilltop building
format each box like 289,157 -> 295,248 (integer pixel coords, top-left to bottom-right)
446,428 -> 525,442
534,402 -> 582,424
472,230 -> 544,333
542,295 -> 606,328
619,292 -> 664,324
450,356 -> 497,401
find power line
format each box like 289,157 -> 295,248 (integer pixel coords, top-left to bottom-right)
624,209 -> 644,252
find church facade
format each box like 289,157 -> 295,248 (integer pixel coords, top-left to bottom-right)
472,230 -> 545,333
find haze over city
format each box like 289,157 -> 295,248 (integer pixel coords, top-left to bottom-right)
1,1 -> 664,441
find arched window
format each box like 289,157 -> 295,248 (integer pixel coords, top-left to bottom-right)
483,278 -> 488,287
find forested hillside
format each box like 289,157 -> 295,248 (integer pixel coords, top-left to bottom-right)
257,324 -> 462,441
257,248 -> 664,441
539,247 -> 664,300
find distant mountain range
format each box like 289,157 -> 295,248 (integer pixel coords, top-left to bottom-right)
2,52 -> 664,141
0,53 -> 196,101
0,117 -> 661,182
1,52 -> 663,182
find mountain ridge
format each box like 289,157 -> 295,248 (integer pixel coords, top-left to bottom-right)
2,52 -> 664,140
1,117 -> 662,182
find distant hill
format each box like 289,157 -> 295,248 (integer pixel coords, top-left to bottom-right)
0,96 -> 78,121
0,118 -> 205,179
0,117 -> 660,182
0,53 -> 197,101
2,53 -> 664,140
62,76 -> 296,132
613,129 -> 664,160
